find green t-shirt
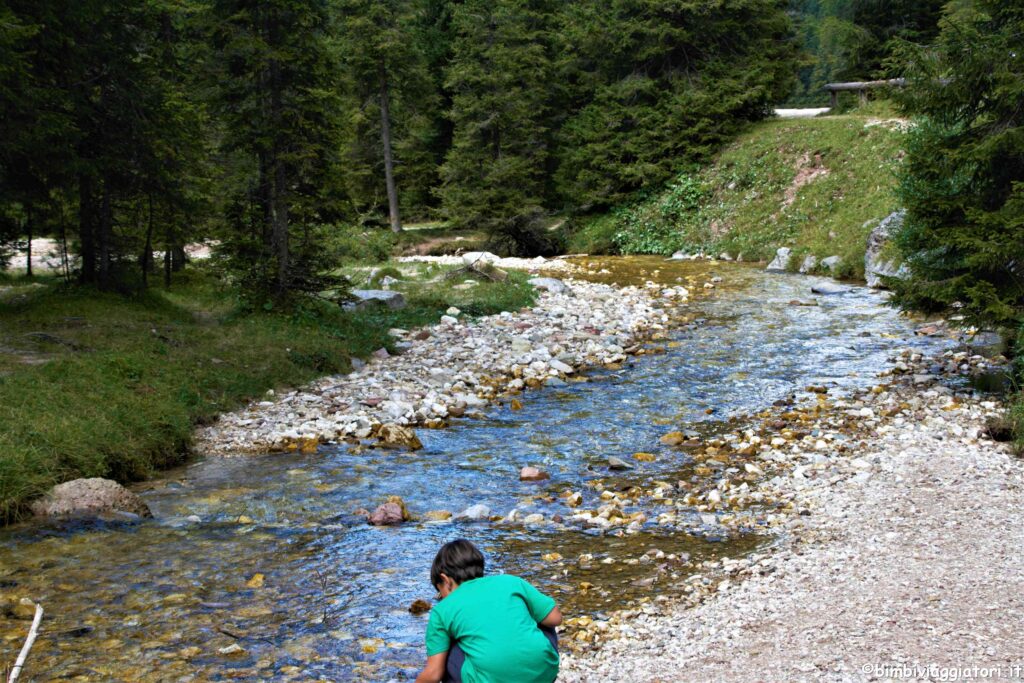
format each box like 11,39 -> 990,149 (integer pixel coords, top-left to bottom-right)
425,574 -> 559,683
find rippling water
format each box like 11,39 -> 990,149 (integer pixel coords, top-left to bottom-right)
0,258 -> 952,681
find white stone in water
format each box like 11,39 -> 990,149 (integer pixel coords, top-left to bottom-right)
549,359 -> 574,374
456,504 -> 491,521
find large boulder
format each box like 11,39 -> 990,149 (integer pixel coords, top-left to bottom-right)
766,247 -> 792,272
343,290 -> 407,312
865,211 -> 908,288
31,478 -> 152,519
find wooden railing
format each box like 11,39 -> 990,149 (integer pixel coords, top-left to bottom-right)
823,78 -> 907,107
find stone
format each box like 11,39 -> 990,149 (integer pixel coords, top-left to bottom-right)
766,247 -> 792,272
549,359 -> 574,374
519,466 -> 550,482
810,282 -> 851,295
659,431 -> 685,446
455,504 -> 491,521
31,478 -> 152,519
865,210 -> 909,288
528,278 -> 571,295
445,306 -> 461,316
368,502 -> 405,526
422,510 -> 453,522
343,290 -> 406,312
821,255 -> 841,273
608,456 -> 634,470
409,599 -> 432,615
375,423 -> 424,450
799,255 -> 818,274
461,251 -> 500,266
440,315 -> 459,325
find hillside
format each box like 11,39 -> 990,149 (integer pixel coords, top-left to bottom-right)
567,113 -> 909,280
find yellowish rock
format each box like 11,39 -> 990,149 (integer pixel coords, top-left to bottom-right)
633,452 -> 656,462
245,573 -> 265,589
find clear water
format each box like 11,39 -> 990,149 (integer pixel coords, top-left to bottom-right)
0,258 -> 951,681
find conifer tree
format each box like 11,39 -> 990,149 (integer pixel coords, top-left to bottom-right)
439,0 -> 559,254
338,0 -> 437,230
210,0 -> 345,301
890,0 -> 1024,335
556,0 -> 799,210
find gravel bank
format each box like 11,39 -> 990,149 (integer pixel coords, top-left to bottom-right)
196,277 -> 685,454
560,365 -> 1023,681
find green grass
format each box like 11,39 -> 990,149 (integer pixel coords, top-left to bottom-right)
0,266 -> 534,522
565,110 -> 907,279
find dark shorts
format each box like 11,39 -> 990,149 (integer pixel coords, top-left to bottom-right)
442,626 -> 558,683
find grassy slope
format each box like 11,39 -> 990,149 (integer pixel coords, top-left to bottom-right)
0,266 -> 534,522
567,113 -> 906,279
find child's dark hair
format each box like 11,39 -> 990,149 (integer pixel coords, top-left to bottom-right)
431,539 -> 485,588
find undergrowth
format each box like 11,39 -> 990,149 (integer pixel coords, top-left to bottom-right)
566,112 -> 906,279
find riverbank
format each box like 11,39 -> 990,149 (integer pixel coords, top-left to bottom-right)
196,262 -> 672,454
560,352 -> 1023,680
0,265 -> 535,522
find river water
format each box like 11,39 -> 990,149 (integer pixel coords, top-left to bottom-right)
0,258 -> 952,681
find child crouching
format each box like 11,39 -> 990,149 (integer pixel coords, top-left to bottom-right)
415,539 -> 561,683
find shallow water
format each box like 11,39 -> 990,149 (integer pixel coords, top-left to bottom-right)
0,258 -> 952,681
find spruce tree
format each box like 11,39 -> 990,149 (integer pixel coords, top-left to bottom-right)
210,0 -> 345,302
555,0 -> 799,210
890,0 -> 1024,336
438,0 -> 559,255
338,0 -> 437,230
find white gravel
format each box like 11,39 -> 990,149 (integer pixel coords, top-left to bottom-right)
560,386 -> 1024,681
196,277 -> 681,454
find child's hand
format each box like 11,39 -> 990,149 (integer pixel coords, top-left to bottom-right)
414,652 -> 447,683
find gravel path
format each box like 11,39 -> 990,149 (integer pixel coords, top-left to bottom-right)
560,389 -> 1024,681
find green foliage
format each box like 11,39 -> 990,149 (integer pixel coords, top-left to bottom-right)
566,114 -> 905,273
438,0 -> 560,255
321,225 -> 396,264
787,0 -> 945,106
888,1 -> 1024,333
555,0 -> 799,209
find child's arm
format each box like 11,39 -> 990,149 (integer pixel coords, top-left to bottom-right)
414,652 -> 447,683
540,605 -> 562,628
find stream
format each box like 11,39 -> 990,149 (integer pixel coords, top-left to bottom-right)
0,258 -> 953,681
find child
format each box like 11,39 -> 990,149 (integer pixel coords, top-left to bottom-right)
414,539 -> 562,683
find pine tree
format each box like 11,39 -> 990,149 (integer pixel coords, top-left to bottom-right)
890,0 -> 1024,336
338,0 -> 437,231
439,0 -> 559,254
556,0 -> 799,210
210,0 -> 345,302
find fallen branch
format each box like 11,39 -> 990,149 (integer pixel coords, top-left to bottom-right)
7,603 -> 43,683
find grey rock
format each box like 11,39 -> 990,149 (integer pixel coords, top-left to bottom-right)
344,290 -> 406,312
821,256 -> 842,273
865,210 -> 909,288
766,247 -> 792,272
608,456 -> 634,470
31,478 -> 152,519
810,282 -> 851,295
455,503 -> 491,521
528,277 -> 571,295
799,255 -> 818,274
462,251 -> 500,266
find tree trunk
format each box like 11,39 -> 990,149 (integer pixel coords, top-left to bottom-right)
78,174 -> 96,284
141,194 -> 154,288
59,201 -> 71,284
24,204 -> 33,278
98,182 -> 112,289
271,156 -> 289,297
379,64 -> 402,233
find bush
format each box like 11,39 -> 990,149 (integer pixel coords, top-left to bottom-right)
323,224 -> 396,263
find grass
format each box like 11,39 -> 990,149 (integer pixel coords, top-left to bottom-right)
565,109 -> 907,279
0,265 -> 535,522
